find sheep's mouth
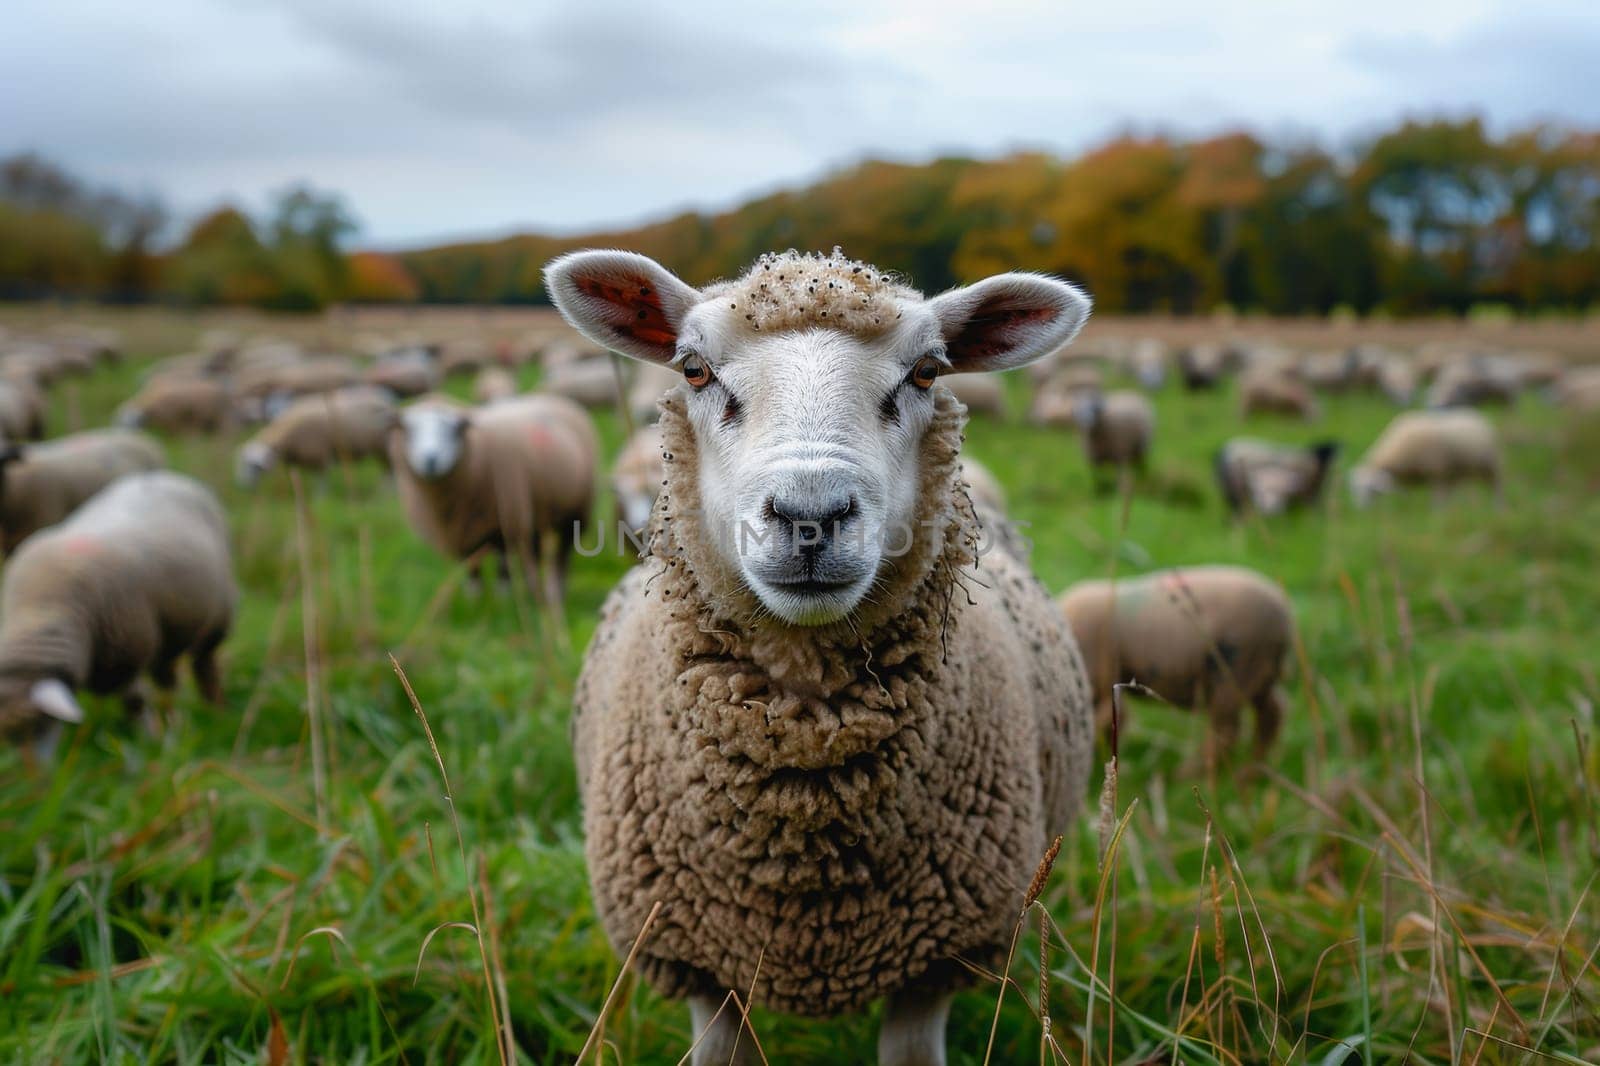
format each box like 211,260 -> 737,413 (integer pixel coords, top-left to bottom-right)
768,578 -> 856,594
748,571 -> 872,626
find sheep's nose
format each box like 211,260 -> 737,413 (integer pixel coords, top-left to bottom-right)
766,493 -> 855,529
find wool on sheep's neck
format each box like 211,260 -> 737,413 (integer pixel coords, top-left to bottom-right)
0,602 -> 93,687
641,385 -> 983,699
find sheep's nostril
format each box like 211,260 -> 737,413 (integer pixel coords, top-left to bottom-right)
768,494 -> 854,529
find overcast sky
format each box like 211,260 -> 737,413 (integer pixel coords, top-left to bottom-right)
3,0 -> 1597,247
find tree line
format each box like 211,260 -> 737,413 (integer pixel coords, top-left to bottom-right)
4,119 -> 1598,314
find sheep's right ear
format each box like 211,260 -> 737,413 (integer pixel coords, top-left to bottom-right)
544,251 -> 700,365
30,679 -> 84,724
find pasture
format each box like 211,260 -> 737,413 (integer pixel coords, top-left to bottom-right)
1,306 -> 1598,1064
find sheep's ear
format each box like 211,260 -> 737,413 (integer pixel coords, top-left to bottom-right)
545,250 -> 701,365
30,679 -> 84,724
929,273 -> 1091,373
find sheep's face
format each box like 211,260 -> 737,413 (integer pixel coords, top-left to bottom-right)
1247,466 -> 1300,515
235,441 -> 275,488
0,677 -> 83,758
398,406 -> 470,480
1348,466 -> 1393,508
547,249 -> 1091,626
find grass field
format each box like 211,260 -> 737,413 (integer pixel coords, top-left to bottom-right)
2,308 -> 1598,1064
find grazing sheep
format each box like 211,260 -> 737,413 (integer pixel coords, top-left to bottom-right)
390,394 -> 598,601
1553,366 -> 1600,409
116,376 -> 235,434
473,366 -> 519,406
547,247 -> 1094,1065
1298,349 -> 1357,392
1239,367 -> 1320,420
1376,355 -> 1420,406
1078,389 -> 1155,481
611,423 -> 665,536
0,430 -> 165,554
0,471 -> 235,753
0,377 -> 46,442
236,387 -> 396,488
941,372 -> 1008,418
627,362 -> 682,424
1128,338 -> 1169,390
1424,358 -> 1519,409
365,347 -> 441,397
1059,565 -> 1294,764
1214,438 -> 1340,516
1027,363 -> 1103,427
1178,342 -> 1228,390
236,356 -> 363,420
540,356 -> 621,410
1349,409 -> 1501,507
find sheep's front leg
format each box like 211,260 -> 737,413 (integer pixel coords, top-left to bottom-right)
878,989 -> 953,1066
688,994 -> 760,1066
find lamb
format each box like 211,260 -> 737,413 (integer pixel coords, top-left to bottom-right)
0,429 -> 165,554
0,377 -> 46,442
389,393 -> 597,602
1077,389 -> 1155,481
1239,367 -> 1320,420
116,376 -> 236,434
473,365 -> 519,405
236,387 -> 397,488
1348,409 -> 1501,507
540,356 -> 622,409
611,423 -> 665,535
0,471 -> 234,753
1059,565 -> 1293,764
1214,438 -> 1340,516
547,247 -> 1094,1065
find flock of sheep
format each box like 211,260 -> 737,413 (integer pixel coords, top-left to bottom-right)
1,247 -> 1595,1063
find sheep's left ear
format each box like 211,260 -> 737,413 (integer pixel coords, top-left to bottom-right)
31,679 -> 84,724
929,273 -> 1091,373
545,250 -> 701,366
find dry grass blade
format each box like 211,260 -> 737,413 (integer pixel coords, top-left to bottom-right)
290,470 -> 329,829
413,921 -> 479,984
575,899 -> 665,1064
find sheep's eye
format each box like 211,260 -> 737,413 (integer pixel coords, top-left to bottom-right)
910,356 -> 940,390
682,356 -> 713,389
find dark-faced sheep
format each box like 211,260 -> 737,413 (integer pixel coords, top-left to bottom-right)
390,394 -> 598,602
0,471 -> 235,756
1078,389 -> 1155,484
0,430 -> 165,555
1060,565 -> 1294,765
1214,438 -> 1340,516
547,247 -> 1094,1065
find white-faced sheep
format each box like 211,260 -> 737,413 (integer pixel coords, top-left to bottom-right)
0,430 -> 165,554
236,387 -> 396,488
1239,367 -> 1320,420
1077,389 -> 1155,483
1214,438 -> 1340,516
116,376 -> 236,434
1349,409 -> 1502,507
473,366 -> 519,406
390,393 -> 598,602
546,247 -> 1094,1065
1060,565 -> 1293,765
0,471 -> 234,755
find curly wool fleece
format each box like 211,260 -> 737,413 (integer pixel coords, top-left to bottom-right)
572,386 -> 1093,1016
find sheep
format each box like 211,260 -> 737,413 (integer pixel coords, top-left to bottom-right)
1348,409 -> 1501,507
1239,367 -> 1320,420
1059,565 -> 1293,764
1376,355 -> 1420,406
473,365 -> 519,405
1178,341 -> 1228,389
1077,389 -> 1155,483
116,376 -> 236,434
1424,358 -> 1519,409
0,471 -> 234,754
235,356 -> 364,420
1214,438 -> 1340,516
439,338 -> 494,377
540,355 -> 622,409
1027,363 -> 1103,427
236,387 -> 396,488
1128,338 -> 1169,390
1298,349 -> 1357,392
626,361 -> 681,424
940,372 -> 1008,418
365,346 -> 442,397
390,393 -> 598,602
0,377 -> 46,442
0,429 -> 165,554
611,423 -> 665,536
546,247 -> 1094,1065
1553,365 -> 1600,409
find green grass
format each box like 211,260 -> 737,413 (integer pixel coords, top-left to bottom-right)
2,308 -> 1598,1064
